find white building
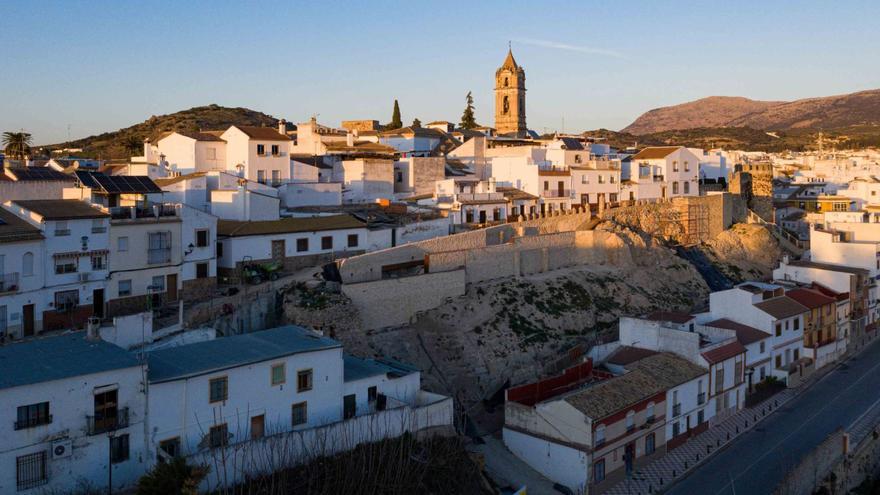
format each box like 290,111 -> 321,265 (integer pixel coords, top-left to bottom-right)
0,332 -> 146,493
220,125 -> 291,185
625,146 -> 701,200
149,131 -> 227,175
0,207 -> 45,339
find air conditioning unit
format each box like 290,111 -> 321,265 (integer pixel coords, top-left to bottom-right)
52,439 -> 72,459
79,272 -> 90,282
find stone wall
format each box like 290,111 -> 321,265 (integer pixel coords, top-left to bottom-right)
341,270 -> 466,329
181,277 -> 217,302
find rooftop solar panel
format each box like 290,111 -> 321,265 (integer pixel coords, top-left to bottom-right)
75,171 -> 162,194
9,168 -> 70,181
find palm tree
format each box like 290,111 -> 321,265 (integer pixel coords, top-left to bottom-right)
2,131 -> 33,160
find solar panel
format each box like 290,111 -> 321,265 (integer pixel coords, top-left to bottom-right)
74,171 -> 161,193
75,170 -> 101,188
10,168 -> 70,181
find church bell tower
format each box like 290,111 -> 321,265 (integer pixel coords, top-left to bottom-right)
494,47 -> 527,137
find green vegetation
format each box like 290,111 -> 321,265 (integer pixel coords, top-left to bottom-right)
45,104 -> 278,159
137,457 -> 208,495
389,99 -> 402,129
2,131 -> 32,159
460,91 -> 478,129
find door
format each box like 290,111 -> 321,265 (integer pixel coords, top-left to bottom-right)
662,186 -> 667,199
343,394 -> 357,419
557,181 -> 565,197
165,274 -> 178,303
92,289 -> 104,319
624,442 -> 635,475
250,415 -> 264,439
23,304 -> 35,337
271,240 -> 285,264
479,210 -> 486,223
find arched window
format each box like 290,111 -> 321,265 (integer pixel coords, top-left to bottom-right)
504,77 -> 509,87
502,96 -> 509,114
22,252 -> 34,277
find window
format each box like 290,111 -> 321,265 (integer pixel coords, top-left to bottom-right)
775,323 -> 782,337
22,252 -> 34,277
196,229 -> 209,247
118,236 -> 129,252
321,236 -> 333,250
209,424 -> 228,449
645,432 -> 656,455
673,421 -> 681,437
646,402 -> 655,422
794,348 -> 799,361
92,389 -> 119,434
118,280 -> 132,297
348,234 -> 359,248
598,175 -> 605,184
257,170 -> 267,184
574,154 -> 582,164
196,263 -> 209,279
543,180 -> 549,191
673,390 -> 681,416
625,410 -> 635,431
396,171 -> 403,182
272,170 -> 281,185
16,402 -> 51,430
735,360 -> 743,385
672,181 -> 679,194
594,424 -> 606,446
793,318 -> 800,331
684,161 -> 690,172
158,437 -> 181,462
251,415 -> 265,439
593,459 -> 605,483
683,182 -> 690,194
16,451 -> 47,491
368,386 -> 378,402
760,341 -> 766,353
206,147 -> 217,160
92,219 -> 106,233
148,232 -> 172,264
257,144 -> 266,156
610,175 -> 616,184
775,354 -> 782,368
715,367 -> 724,394
209,377 -> 228,403
271,363 -> 286,385
151,275 -> 165,293
217,242 -> 223,258
91,254 -> 105,270
760,366 -> 766,380
55,259 -> 77,274
55,221 -> 70,236
54,290 -> 79,312
271,145 -> 280,156
110,434 -> 129,463
698,409 -> 705,424
292,402 -> 308,426
297,369 -> 313,392
581,174 -> 588,184
296,238 -> 308,252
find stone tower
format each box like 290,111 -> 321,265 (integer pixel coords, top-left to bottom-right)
494,48 -> 527,137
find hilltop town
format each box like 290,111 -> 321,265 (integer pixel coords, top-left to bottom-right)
4,49 -> 880,495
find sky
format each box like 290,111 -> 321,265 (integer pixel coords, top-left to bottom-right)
2,0 -> 880,144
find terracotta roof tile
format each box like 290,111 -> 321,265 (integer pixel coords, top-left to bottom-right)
754,296 -> 809,320
704,318 -> 769,345
701,340 -> 746,364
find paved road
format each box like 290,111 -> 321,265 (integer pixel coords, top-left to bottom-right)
668,338 -> 880,495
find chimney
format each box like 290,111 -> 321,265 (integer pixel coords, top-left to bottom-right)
86,317 -> 101,342
278,119 -> 287,136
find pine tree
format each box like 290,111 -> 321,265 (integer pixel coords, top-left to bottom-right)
389,100 -> 402,129
412,118 -> 422,128
460,92 -> 477,130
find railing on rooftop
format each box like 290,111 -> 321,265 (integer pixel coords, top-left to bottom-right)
110,203 -> 180,221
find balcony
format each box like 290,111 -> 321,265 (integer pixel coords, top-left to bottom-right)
14,415 -> 52,430
673,403 -> 682,417
541,189 -> 571,198
110,203 -> 180,222
0,272 -> 20,294
87,407 -> 129,435
653,175 -> 665,182
697,392 -> 706,405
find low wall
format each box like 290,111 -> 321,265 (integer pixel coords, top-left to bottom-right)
342,270 -> 466,329
190,394 -> 454,492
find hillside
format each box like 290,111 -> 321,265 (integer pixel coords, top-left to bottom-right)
48,104 -> 280,159
623,89 -> 880,134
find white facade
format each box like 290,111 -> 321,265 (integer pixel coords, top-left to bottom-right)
220,126 -> 290,185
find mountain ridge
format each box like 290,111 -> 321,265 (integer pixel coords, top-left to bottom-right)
623,89 -> 880,134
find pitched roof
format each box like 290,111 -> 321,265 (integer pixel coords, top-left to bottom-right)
606,346 -> 658,366
644,310 -> 693,324
380,126 -> 447,139
0,333 -> 141,390
754,296 -> 809,319
497,186 -> 538,201
701,341 -> 746,364
786,288 -> 836,309
231,125 -> 290,141
218,214 -> 365,237
631,146 -> 682,160
704,318 -> 769,345
810,282 -> 849,302
154,130 -> 226,143
147,325 -> 341,383
500,48 -> 519,70
153,171 -> 207,187
12,199 -> 109,220
290,155 -> 334,169
563,353 -> 705,420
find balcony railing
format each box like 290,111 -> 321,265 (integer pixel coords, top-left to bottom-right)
697,392 -> 706,405
110,204 -> 179,221
541,189 -> 571,198
0,272 -> 20,294
87,407 -> 129,435
673,403 -> 682,417
14,415 -> 52,430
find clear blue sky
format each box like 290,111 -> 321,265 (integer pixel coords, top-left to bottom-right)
2,0 -> 879,144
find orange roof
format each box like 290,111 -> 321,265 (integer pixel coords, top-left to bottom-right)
631,146 -> 681,160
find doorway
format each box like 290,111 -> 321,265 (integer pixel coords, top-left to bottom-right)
165,274 -> 178,303
250,414 -> 265,439
23,304 -> 35,337
343,394 -> 357,419
624,442 -> 635,475
92,289 -> 104,319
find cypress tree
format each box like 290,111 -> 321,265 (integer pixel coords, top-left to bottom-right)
390,100 -> 402,129
460,92 -> 477,130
